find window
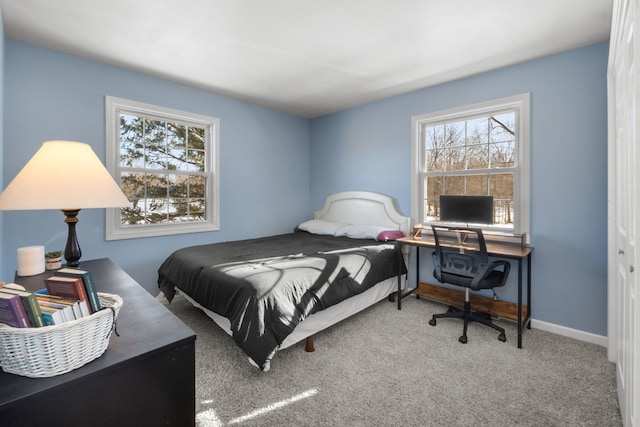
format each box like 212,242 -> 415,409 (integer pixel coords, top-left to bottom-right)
411,94 -> 530,235
105,96 -> 220,240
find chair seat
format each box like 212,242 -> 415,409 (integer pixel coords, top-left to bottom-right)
440,270 -> 506,290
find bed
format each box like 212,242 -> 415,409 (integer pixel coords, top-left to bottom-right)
158,191 -> 410,371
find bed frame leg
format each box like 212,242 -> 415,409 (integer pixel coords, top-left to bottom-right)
305,336 -> 315,352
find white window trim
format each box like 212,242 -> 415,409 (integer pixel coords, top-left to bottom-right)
411,93 -> 530,237
105,96 -> 220,240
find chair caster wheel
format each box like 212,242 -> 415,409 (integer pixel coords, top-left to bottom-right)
429,318 -> 436,326
459,336 -> 468,344
498,333 -> 506,342
446,306 -> 455,313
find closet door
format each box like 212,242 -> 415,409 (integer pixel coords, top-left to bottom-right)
609,0 -> 639,425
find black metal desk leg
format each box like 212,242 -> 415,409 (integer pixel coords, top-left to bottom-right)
397,244 -> 420,310
527,253 -> 532,329
415,246 -> 420,286
517,258 -> 523,348
397,243 -> 403,310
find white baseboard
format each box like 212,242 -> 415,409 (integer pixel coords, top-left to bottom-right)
531,318 -> 608,348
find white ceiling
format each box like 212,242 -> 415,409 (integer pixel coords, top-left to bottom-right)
0,0 -> 613,118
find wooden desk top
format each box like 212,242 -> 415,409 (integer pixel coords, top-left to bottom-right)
396,235 -> 533,259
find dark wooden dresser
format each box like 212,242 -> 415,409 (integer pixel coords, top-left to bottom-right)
0,258 -> 196,426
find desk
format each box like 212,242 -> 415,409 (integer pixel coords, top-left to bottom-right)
396,235 -> 533,348
0,258 -> 197,426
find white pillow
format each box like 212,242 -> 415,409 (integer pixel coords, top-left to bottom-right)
297,219 -> 347,236
335,224 -> 389,240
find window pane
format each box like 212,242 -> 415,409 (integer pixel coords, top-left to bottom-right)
189,199 -> 206,220
166,123 -> 188,171
144,119 -> 166,144
166,146 -> 186,170
425,125 -> 444,150
444,176 -> 464,194
146,173 -> 167,198
426,176 -> 443,198
490,113 -> 515,143
120,114 -> 141,142
448,121 -> 465,147
168,174 -> 188,198
188,127 -> 206,150
166,123 -> 187,149
466,144 -> 489,169
120,141 -> 144,168
489,173 -> 513,199
444,147 -> 465,171
466,117 -> 488,145
144,146 -> 166,169
121,204 -> 145,225
168,198 -> 188,223
489,173 -> 514,226
187,149 -> 205,172
425,176 -> 442,222
426,122 -> 465,149
489,141 -> 515,168
465,174 -> 488,195
190,176 -> 206,198
426,149 -> 444,172
145,198 -> 169,223
120,172 -> 145,199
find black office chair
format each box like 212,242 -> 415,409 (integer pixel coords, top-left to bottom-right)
428,225 -> 511,344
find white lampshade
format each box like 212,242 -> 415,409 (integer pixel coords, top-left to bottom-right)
0,140 -> 130,268
0,140 -> 130,210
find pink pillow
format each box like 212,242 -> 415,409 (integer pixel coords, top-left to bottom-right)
376,230 -> 405,241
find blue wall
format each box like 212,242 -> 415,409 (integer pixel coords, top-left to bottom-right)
2,39 -> 310,294
1,37 -> 609,336
309,42 -> 609,336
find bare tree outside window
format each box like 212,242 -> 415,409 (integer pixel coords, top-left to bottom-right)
423,112 -> 516,228
411,94 -> 530,236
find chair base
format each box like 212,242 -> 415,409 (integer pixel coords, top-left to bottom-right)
428,300 -> 507,344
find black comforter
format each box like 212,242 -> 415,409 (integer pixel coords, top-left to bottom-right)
158,231 -> 405,370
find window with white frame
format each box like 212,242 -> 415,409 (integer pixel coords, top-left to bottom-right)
105,96 -> 220,240
411,93 -> 530,235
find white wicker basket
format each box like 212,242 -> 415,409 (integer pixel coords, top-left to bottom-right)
0,292 -> 122,378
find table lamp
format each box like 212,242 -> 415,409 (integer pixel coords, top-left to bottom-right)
0,140 -> 130,267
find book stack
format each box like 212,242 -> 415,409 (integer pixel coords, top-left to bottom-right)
0,267 -> 100,327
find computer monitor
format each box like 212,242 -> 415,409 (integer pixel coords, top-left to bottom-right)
439,195 -> 494,225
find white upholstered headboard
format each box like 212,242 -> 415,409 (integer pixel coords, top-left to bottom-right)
314,191 -> 411,236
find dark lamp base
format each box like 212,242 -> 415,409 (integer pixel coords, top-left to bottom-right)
62,208 -> 82,267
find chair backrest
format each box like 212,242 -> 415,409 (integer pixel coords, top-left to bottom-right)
431,225 -> 488,283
